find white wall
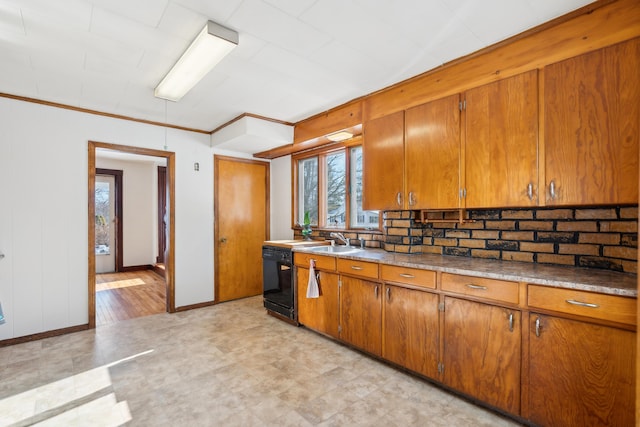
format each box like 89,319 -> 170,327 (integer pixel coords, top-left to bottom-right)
95,157 -> 160,269
0,97 -> 216,339
270,155 -> 294,240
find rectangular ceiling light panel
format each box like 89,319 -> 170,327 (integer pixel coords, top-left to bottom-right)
154,21 -> 238,102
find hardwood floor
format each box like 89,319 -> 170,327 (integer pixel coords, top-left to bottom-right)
96,270 -> 166,326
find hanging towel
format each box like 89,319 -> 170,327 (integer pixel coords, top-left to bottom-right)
306,259 -> 319,298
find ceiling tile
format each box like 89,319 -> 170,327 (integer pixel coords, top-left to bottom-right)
90,0 -> 168,27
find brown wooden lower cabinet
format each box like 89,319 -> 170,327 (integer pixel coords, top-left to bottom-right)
383,284 -> 439,379
339,275 -> 382,356
528,314 -> 635,426
296,267 -> 340,339
442,296 -> 521,415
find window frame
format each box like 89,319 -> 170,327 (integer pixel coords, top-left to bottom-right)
292,137 -> 381,232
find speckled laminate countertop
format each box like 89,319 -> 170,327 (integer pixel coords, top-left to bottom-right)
293,247 -> 637,298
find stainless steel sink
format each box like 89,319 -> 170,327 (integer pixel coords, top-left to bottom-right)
309,245 -> 363,254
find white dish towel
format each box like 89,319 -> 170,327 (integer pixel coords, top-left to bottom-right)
306,259 -> 319,298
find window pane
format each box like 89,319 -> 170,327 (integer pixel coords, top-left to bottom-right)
350,146 -> 379,228
298,157 -> 318,225
95,180 -> 111,254
326,152 -> 346,228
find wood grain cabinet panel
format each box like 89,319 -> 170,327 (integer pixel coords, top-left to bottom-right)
441,273 -> 519,305
464,70 -> 539,208
340,276 -> 382,357
528,284 -> 637,326
380,264 -> 436,289
405,94 -> 462,209
544,38 -> 640,205
362,111 -> 405,210
296,267 -> 340,338
383,285 -> 439,379
528,314 -> 635,426
336,258 -> 379,280
443,297 -> 521,415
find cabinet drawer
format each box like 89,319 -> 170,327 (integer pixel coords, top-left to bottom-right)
442,273 -> 519,304
528,285 -> 637,326
337,258 -> 379,280
294,252 -> 336,271
380,264 -> 436,289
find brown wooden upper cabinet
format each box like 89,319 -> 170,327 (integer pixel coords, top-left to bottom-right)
363,95 -> 461,210
464,70 -> 539,208
543,38 -> 639,206
362,110 -> 405,211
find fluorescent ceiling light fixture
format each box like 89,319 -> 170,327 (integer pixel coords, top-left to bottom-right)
326,130 -> 353,142
155,21 -> 238,102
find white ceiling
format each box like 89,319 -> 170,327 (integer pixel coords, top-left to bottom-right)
0,0 -> 594,140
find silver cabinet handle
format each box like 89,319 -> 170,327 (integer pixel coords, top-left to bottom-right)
566,299 -> 599,309
459,188 -> 467,199
466,284 -> 487,290
527,183 -> 533,200
549,180 -> 556,199
350,266 -> 363,271
396,192 -> 402,207
374,285 -> 379,298
535,317 -> 541,337
508,312 -> 514,332
399,273 -> 415,279
386,287 -> 391,301
408,191 -> 416,206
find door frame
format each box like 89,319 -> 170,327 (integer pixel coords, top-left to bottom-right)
88,141 -> 176,328
213,155 -> 270,303
95,168 -> 123,272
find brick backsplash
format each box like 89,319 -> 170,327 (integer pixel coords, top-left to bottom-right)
383,206 -> 638,273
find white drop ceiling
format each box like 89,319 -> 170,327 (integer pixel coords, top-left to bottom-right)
0,0 -> 595,150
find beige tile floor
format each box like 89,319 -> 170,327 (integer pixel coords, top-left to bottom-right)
0,296 -> 523,426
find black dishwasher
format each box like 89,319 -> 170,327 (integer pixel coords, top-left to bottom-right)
262,245 -> 295,321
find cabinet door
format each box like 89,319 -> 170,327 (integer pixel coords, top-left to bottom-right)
465,70 -> 538,208
340,276 -> 382,356
405,94 -> 461,209
383,285 -> 439,379
528,314 -> 635,427
544,38 -> 639,205
443,297 -> 521,414
296,268 -> 340,338
362,111 -> 405,210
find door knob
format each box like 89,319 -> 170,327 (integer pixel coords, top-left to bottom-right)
220,238 -> 227,243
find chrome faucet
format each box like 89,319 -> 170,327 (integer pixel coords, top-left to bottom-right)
329,232 -> 350,247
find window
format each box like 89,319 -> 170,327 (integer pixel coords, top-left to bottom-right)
295,145 -> 379,230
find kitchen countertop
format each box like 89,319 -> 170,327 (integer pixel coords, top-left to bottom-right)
263,239 -> 330,249
293,246 -> 638,298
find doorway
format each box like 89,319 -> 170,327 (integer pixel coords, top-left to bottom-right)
214,155 -> 270,303
88,141 -> 176,328
95,169 -> 123,273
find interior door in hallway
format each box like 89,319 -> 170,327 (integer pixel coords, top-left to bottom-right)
214,156 -> 269,303
95,174 -> 117,273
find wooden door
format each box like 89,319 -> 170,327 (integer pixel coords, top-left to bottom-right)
544,38 -> 639,205
405,94 -> 461,209
443,297 -> 521,415
214,156 -> 269,303
383,285 -> 439,379
528,314 -> 635,426
340,275 -> 382,356
465,70 -> 538,208
362,111 -> 405,210
296,268 -> 340,338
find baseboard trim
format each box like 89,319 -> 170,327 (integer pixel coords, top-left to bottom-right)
119,264 -> 154,273
0,324 -> 90,347
175,301 -> 216,312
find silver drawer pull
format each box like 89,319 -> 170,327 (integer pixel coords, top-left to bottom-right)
351,266 -> 363,271
566,299 -> 599,309
466,284 -> 487,290
399,273 -> 415,278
